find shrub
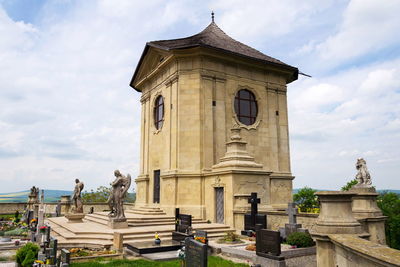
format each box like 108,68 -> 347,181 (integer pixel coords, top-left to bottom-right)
286,232 -> 315,248
16,243 -> 39,267
341,179 -> 358,191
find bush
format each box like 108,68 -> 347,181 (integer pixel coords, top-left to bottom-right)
341,179 -> 358,191
286,232 -> 315,248
293,187 -> 319,212
16,243 -> 39,267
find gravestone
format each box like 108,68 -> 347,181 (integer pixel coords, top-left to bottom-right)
242,192 -> 267,235
256,229 -> 283,260
172,209 -> 193,242
279,203 -> 303,240
185,237 -> 207,267
60,249 -> 70,267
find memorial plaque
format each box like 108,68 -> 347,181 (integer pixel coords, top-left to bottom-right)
185,237 -> 207,267
256,229 -> 281,256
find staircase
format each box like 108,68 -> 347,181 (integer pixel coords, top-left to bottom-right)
47,206 -> 235,248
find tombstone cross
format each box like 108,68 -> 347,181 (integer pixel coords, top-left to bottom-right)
286,203 -> 298,224
248,192 -> 260,227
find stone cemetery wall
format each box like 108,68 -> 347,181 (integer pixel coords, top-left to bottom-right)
329,234 -> 400,267
234,210 -> 318,232
267,211 -> 318,231
0,202 -> 110,215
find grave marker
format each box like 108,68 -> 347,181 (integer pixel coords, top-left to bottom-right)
185,237 -> 207,267
242,192 -> 267,235
256,229 -> 282,258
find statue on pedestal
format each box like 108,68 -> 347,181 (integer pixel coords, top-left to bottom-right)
108,170 -> 131,220
355,158 -> 372,187
28,186 -> 39,203
72,179 -> 84,213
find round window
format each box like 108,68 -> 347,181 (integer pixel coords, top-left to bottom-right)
154,95 -> 164,130
234,89 -> 258,126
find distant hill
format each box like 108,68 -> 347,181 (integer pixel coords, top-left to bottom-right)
0,190 -> 72,203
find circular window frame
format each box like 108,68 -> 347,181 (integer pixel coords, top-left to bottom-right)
232,86 -> 262,130
153,93 -> 165,133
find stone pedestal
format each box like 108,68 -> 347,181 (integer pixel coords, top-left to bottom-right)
350,187 -> 387,245
312,191 -> 362,267
313,191 -> 362,235
60,195 -> 71,214
65,213 -> 85,223
108,218 -> 128,229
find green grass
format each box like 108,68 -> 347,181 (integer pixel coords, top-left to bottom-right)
70,256 -> 249,267
0,257 -> 9,262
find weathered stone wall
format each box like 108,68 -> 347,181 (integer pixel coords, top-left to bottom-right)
0,202 -> 122,215
329,234 -> 400,267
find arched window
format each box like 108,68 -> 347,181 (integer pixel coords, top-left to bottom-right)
154,95 -> 164,130
234,89 -> 258,125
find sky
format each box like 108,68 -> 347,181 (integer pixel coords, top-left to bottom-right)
0,0 -> 399,193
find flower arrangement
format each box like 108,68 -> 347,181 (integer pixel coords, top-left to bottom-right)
39,226 -> 47,234
194,236 -> 206,244
154,232 -> 161,245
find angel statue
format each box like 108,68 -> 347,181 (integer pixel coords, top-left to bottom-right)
355,158 -> 372,187
107,170 -> 131,220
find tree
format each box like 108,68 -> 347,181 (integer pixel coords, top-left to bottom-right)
341,179 -> 358,191
81,186 -> 136,203
81,186 -> 111,203
293,187 -> 319,212
377,192 -> 400,250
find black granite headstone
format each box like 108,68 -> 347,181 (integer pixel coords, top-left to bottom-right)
242,192 -> 267,235
177,214 -> 192,233
185,237 -> 207,267
256,229 -> 282,257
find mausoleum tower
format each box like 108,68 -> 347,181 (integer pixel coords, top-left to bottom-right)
130,20 -> 298,228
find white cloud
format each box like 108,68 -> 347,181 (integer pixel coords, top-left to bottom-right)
290,59 -> 400,189
315,0 -> 400,67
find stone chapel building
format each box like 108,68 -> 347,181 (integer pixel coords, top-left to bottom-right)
130,20 -> 298,229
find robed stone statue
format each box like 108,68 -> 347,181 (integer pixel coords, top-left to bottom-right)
108,170 -> 131,220
72,179 -> 84,213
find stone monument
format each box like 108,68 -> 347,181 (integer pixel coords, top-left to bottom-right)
108,170 -> 131,229
65,179 -> 85,223
350,158 -> 387,244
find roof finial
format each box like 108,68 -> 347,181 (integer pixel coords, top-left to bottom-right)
211,11 -> 215,23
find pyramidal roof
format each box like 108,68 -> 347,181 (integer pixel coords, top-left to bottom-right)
131,22 -> 298,90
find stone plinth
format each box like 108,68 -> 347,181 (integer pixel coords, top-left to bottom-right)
65,213 -> 85,223
313,191 -> 362,235
350,187 -> 387,245
350,187 -> 382,218
60,195 -> 71,214
108,218 -> 128,229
